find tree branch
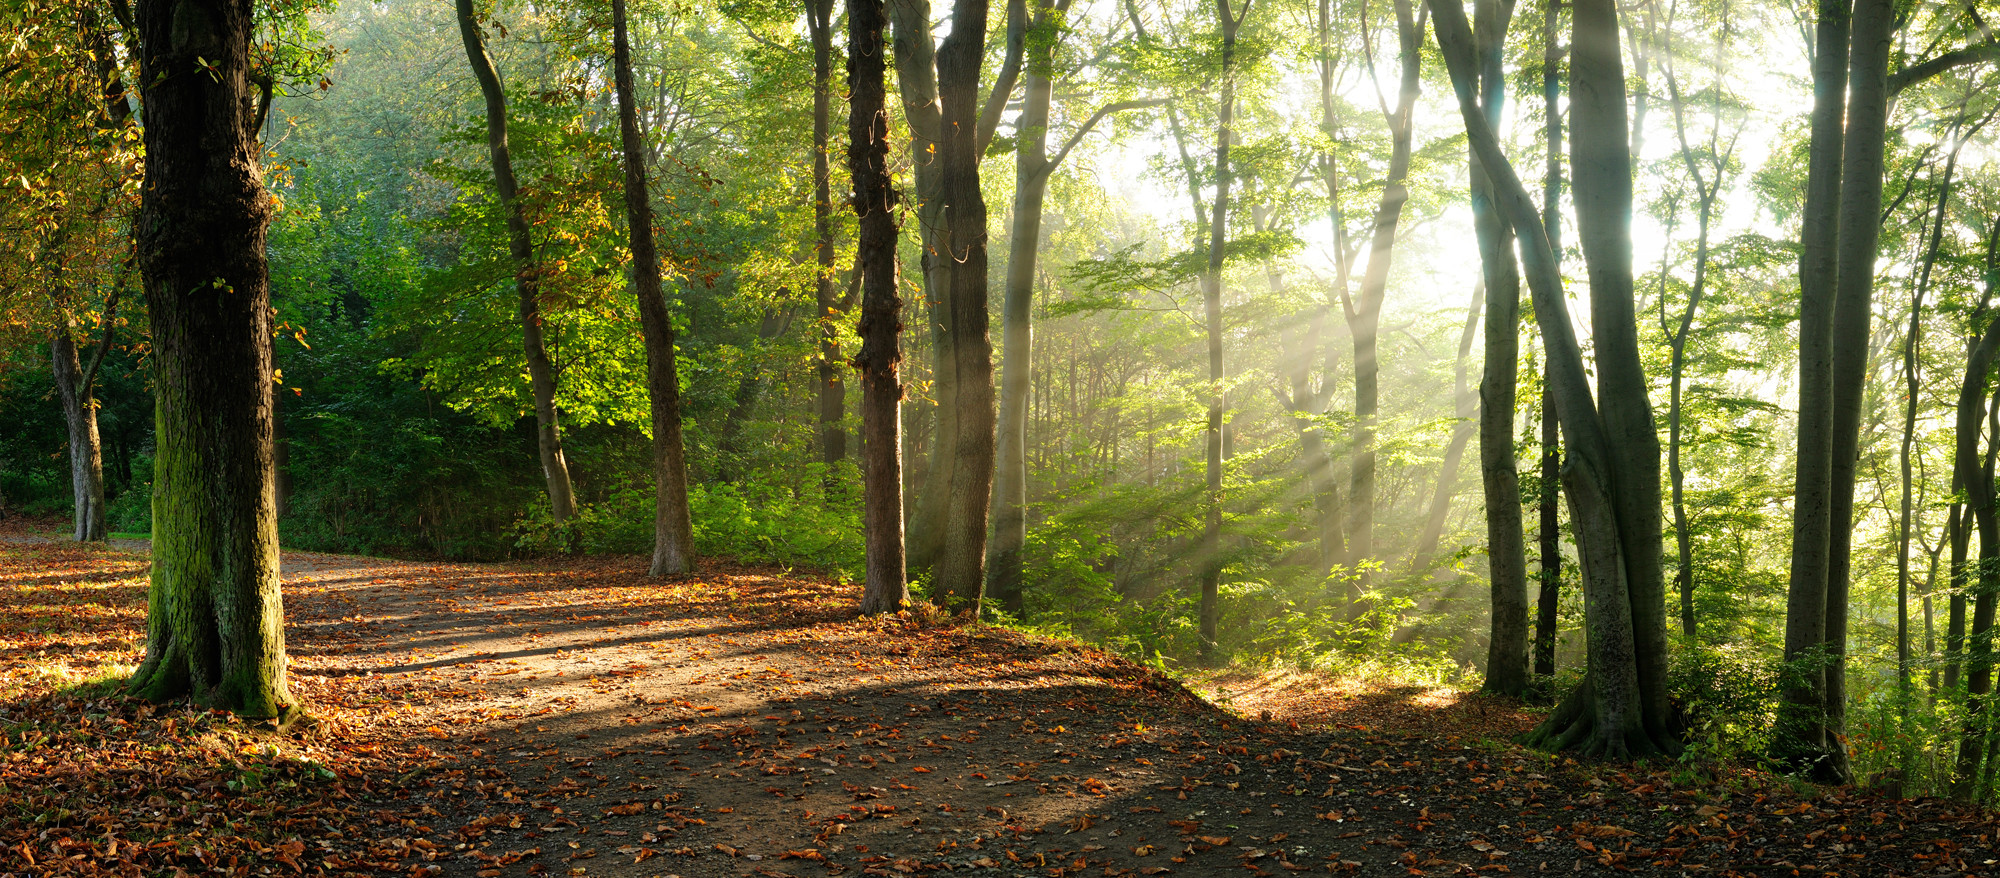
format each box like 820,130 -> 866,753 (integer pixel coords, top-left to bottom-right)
1041,98 -> 1166,178
1890,40 -> 2000,94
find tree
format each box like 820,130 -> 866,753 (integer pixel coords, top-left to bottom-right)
893,0 -> 1022,586
1435,0 -> 1677,757
1343,0 -> 1424,598
125,0 -> 295,722
609,0 -> 697,575
454,0 -> 579,522
987,0 -> 1156,614
849,0 -> 911,614
809,0 -> 846,467
1462,0 -> 1529,698
1194,0 -> 1251,661
926,0 -> 1001,613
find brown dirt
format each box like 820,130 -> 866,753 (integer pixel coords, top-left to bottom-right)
3,531 -> 1997,878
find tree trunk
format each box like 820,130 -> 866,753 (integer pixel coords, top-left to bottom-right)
988,0 -> 1061,614
1409,282 -> 1482,567
890,0 -> 954,577
1345,0 -> 1423,597
51,323 -> 109,542
849,0 -> 910,615
1467,0 -> 1528,698
1959,385 -> 2000,796
928,0 -> 997,614
1196,0 -> 1249,662
811,0 -> 847,467
1309,0 -> 1348,582
1435,0 -> 1676,757
1532,0 -> 1563,682
455,0 -> 577,522
610,0 -> 697,575
126,0 -> 294,723
1813,0 -> 1897,782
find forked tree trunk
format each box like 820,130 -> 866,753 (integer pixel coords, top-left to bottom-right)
849,0 -> 911,615
51,321 -> 109,542
1196,0 -> 1250,662
928,0 -> 997,614
126,0 -> 295,723
609,0 -> 697,575
454,0 -> 578,522
1777,0 -> 1892,783
1467,0 -> 1529,698
1345,0 -> 1423,598
1435,0 -> 1676,758
893,0 -> 1022,584
810,0 -> 847,467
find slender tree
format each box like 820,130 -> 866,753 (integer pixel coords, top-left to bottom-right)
51,292 -> 116,543
1467,0 -> 1528,697
1196,0 -> 1251,661
125,0 -> 295,722
810,0 -> 847,467
849,0 -> 911,615
454,0 -> 578,522
609,0 -> 697,575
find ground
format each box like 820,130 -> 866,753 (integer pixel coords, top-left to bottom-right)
2,522 -> 1996,877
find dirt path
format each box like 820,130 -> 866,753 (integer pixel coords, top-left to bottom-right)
3,533 -> 1997,878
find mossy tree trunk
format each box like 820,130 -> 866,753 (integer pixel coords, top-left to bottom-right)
126,0 -> 295,723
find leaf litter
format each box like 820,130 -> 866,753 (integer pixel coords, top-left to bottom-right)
1,530 -> 1996,877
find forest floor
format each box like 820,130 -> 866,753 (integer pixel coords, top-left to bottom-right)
2,519 -> 1996,878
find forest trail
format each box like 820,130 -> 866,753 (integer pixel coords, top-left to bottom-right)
2,531 -> 1995,878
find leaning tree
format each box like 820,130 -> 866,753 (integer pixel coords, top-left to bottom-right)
1435,0 -> 1678,759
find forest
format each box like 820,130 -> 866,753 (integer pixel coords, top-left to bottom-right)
9,0 -> 2000,848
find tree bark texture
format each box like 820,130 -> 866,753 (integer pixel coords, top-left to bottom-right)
1533,0 -> 1564,682
888,0 -> 954,578
1773,0 -> 1856,781
454,0 -> 578,523
610,0 -> 697,576
849,0 -> 911,615
988,0 -> 1058,615
126,0 -> 294,722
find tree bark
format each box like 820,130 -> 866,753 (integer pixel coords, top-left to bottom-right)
1467,0 -> 1528,698
609,0 -> 697,575
849,0 -> 911,615
928,0 -> 997,614
454,0 -> 577,522
126,0 -> 294,723
1960,384 -> 2000,796
1197,0 -> 1250,662
811,0 -> 847,467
